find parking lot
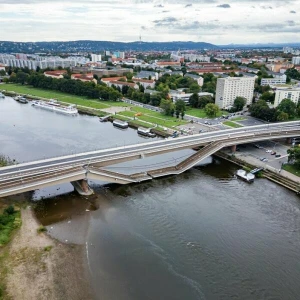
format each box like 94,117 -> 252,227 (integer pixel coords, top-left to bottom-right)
233,141 -> 290,171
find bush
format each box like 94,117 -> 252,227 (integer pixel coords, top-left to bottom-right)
37,225 -> 47,233
4,205 -> 15,215
44,245 -> 52,252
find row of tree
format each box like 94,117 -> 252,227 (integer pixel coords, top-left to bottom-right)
250,98 -> 300,121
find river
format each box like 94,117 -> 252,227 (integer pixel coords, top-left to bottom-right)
1,96 -> 300,300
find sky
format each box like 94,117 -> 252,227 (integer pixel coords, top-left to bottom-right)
0,0 -> 299,45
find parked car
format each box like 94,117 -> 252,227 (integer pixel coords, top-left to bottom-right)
266,150 -> 272,153
271,151 -> 276,155
275,154 -> 281,158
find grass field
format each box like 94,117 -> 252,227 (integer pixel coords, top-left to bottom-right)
1,83 -> 130,109
223,121 -> 243,128
186,108 -> 228,119
118,107 -> 187,127
282,164 -> 300,177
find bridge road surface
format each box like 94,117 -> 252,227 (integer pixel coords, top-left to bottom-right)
0,121 -> 300,179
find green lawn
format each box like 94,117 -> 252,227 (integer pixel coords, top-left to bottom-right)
186,108 -> 228,119
231,117 -> 246,122
1,83 -> 130,109
118,107 -> 187,128
223,121 -> 243,128
282,164 -> 300,177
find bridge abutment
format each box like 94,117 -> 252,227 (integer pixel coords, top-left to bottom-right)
71,179 -> 94,196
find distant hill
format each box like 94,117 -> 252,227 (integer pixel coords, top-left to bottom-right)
220,42 -> 300,49
0,40 -> 217,53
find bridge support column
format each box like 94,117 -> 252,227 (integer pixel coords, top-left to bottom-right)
71,179 -> 94,196
231,145 -> 237,153
286,138 -> 292,144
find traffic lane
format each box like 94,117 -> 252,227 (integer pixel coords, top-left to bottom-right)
237,117 -> 266,127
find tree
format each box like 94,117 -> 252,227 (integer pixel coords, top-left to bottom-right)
276,111 -> 289,121
260,91 -> 275,103
233,97 -> 246,112
160,99 -> 174,116
198,95 -> 214,109
175,100 -> 186,119
277,98 -> 296,119
189,93 -> 199,107
249,100 -> 276,121
287,147 -> 300,168
205,103 -> 219,118
15,71 -> 28,85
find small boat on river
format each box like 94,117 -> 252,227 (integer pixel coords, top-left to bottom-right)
236,169 -> 255,183
113,119 -> 129,129
0,92 -> 5,98
32,99 -> 78,115
137,127 -> 156,138
14,95 -> 28,103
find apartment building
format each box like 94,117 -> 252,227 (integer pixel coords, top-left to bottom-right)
91,54 -> 102,62
261,73 -> 287,86
274,87 -> 300,107
292,57 -> 300,65
215,77 -> 255,109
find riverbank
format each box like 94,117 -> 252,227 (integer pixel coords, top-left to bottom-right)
2,88 -> 174,137
0,204 -> 92,300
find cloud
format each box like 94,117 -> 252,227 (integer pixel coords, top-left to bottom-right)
290,10 -> 296,13
185,4 -> 192,7
217,4 -> 231,8
261,6 -> 273,9
154,4 -> 164,7
286,20 -> 296,26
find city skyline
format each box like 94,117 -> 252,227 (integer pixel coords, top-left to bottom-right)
0,0 -> 299,44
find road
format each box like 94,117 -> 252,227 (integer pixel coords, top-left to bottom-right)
1,121 -> 299,177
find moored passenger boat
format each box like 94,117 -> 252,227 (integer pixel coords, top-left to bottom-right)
236,169 -> 255,183
31,99 -> 78,115
137,127 -> 156,138
112,119 -> 129,129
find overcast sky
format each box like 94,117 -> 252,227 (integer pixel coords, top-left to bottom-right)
0,0 -> 299,45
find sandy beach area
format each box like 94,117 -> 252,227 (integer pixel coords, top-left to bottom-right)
3,206 -> 93,300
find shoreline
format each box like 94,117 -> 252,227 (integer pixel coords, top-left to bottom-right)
1,203 -> 93,300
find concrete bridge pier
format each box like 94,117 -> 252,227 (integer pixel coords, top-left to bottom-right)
71,179 -> 94,196
231,145 -> 237,153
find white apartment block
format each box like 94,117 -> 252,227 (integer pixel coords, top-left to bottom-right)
183,54 -> 210,62
91,54 -> 102,62
215,77 -> 255,109
292,57 -> 300,65
274,87 -> 300,107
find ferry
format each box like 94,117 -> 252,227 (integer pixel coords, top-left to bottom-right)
236,169 -> 255,183
137,127 -> 156,138
112,119 -> 129,129
31,100 -> 78,115
0,92 -> 5,98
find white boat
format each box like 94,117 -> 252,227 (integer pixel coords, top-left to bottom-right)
32,99 -> 78,115
14,95 -> 28,103
113,119 -> 128,129
0,92 -> 5,98
137,127 -> 156,138
236,169 -> 255,183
